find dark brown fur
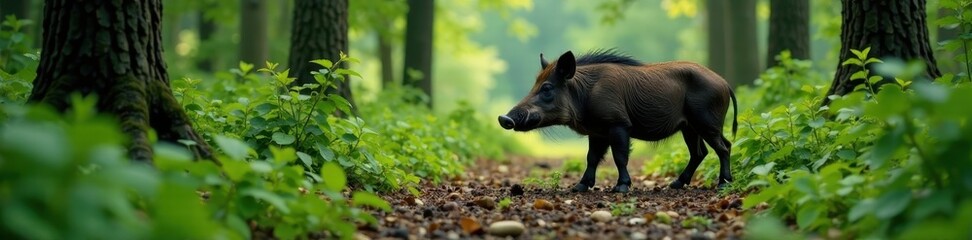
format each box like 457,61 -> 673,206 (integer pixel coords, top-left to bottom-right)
499,50 -> 738,192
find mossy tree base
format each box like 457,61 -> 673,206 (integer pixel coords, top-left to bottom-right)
28,0 -> 212,163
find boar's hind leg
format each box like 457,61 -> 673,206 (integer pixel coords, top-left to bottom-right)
670,127 -> 708,189
572,136 -> 609,192
701,133 -> 733,189
608,126 -> 632,193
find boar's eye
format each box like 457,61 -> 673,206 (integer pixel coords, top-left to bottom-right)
539,84 -> 554,101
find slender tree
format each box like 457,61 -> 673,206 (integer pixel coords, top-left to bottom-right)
196,9 -> 217,72
824,0 -> 941,105
240,0 -> 268,65
767,0 -> 810,67
403,0 -> 434,107
378,34 -> 395,87
727,0 -> 759,86
288,0 -> 356,113
706,0 -> 729,79
29,0 -> 212,162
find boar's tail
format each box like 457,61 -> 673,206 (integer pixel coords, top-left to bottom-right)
729,87 -> 738,139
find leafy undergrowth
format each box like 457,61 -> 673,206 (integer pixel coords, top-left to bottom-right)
645,49 -> 972,238
0,49 -> 517,240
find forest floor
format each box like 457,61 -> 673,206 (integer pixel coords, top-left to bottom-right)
358,156 -> 750,240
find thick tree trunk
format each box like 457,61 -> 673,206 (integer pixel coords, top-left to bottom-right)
727,0 -> 759,86
378,34 -> 395,88
706,0 -> 729,80
824,0 -> 941,105
240,0 -> 268,65
29,0 -> 212,162
767,0 -> 810,67
403,0 -> 434,108
196,10 -> 217,72
288,0 -> 356,115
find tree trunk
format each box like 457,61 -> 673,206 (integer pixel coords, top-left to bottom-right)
378,34 -> 395,88
29,0 -> 212,163
240,0 -> 268,65
767,0 -> 810,67
706,0 -> 729,80
727,0 -> 759,86
0,0 -> 30,20
196,10 -> 217,72
824,0 -> 941,105
403,0 -> 434,108
288,0 -> 356,115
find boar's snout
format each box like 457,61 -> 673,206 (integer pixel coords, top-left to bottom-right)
498,115 -> 516,130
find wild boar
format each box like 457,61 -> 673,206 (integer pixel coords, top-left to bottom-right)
498,50 -> 737,192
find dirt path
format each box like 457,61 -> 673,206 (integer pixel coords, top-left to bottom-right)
360,156 -> 747,239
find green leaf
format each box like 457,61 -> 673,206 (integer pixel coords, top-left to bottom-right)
241,188 -> 290,214
751,162 -> 776,176
271,132 -> 296,145
222,160 -> 250,181
850,71 -> 868,80
836,149 -> 857,160
808,117 -> 825,128
797,204 -> 822,229
317,144 -> 335,161
341,133 -> 358,143
321,162 -> 347,192
310,59 -> 333,69
841,58 -> 863,66
214,135 -> 252,160
861,47 -> 871,59
874,189 -> 912,219
849,199 -> 875,222
296,151 -> 313,168
352,192 -> 392,212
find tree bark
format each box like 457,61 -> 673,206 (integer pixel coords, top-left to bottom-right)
767,0 -> 810,67
403,0 -> 434,108
378,34 -> 395,88
824,0 -> 941,105
240,0 -> 268,65
727,0 -> 759,86
288,0 -> 356,115
29,0 -> 212,163
706,0 -> 729,80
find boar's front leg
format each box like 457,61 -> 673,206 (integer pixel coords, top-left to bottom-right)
571,136 -> 609,192
608,126 -> 632,193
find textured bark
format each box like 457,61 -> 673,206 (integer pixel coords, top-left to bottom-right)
706,0 -> 729,79
824,0 -> 941,105
379,34 -> 395,88
288,0 -> 356,114
29,0 -> 212,163
767,0 -> 810,67
240,0 -> 268,65
403,0 -> 434,107
727,0 -> 759,86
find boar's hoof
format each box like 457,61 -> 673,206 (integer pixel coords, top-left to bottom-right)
717,181 -> 730,190
668,180 -> 687,189
610,184 -> 630,193
571,183 -> 591,192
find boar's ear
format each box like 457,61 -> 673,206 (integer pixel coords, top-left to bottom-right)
554,51 -> 576,81
540,53 -> 549,69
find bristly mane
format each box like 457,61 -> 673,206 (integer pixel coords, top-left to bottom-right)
575,49 -> 642,66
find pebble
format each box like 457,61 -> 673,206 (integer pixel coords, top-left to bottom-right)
354,233 -> 371,240
474,197 -> 496,210
642,180 -> 657,188
447,192 -> 461,200
497,165 -> 509,173
414,199 -> 424,206
487,220 -> 526,237
447,231 -> 460,240
534,199 -> 555,210
628,218 -> 647,225
655,223 -> 673,231
631,232 -> 648,240
666,211 -> 680,218
510,184 -> 525,196
591,210 -> 613,222
704,231 -> 717,239
422,207 -> 435,218
564,200 -> 574,205
441,202 -> 459,211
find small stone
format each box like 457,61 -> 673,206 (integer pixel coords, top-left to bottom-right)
704,231 -> 717,239
533,199 -> 555,210
643,213 -> 656,223
354,233 -> 371,240
642,180 -> 657,188
497,165 -> 509,173
474,197 -> 497,210
564,200 -> 574,205
655,223 -> 673,231
459,216 -> 483,234
447,231 -> 460,240
385,216 -> 397,223
441,202 -> 459,211
716,198 -> 730,209
631,232 -> 648,240
628,218 -> 647,225
385,228 -> 409,239
510,184 -> 525,196
591,210 -> 613,222
414,199 -> 424,206
423,207 -> 435,218
447,192 -> 462,200
666,211 -> 680,218
487,220 -> 526,237
537,219 -> 546,227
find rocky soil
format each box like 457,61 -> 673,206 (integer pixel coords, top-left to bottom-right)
358,156 -> 749,239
